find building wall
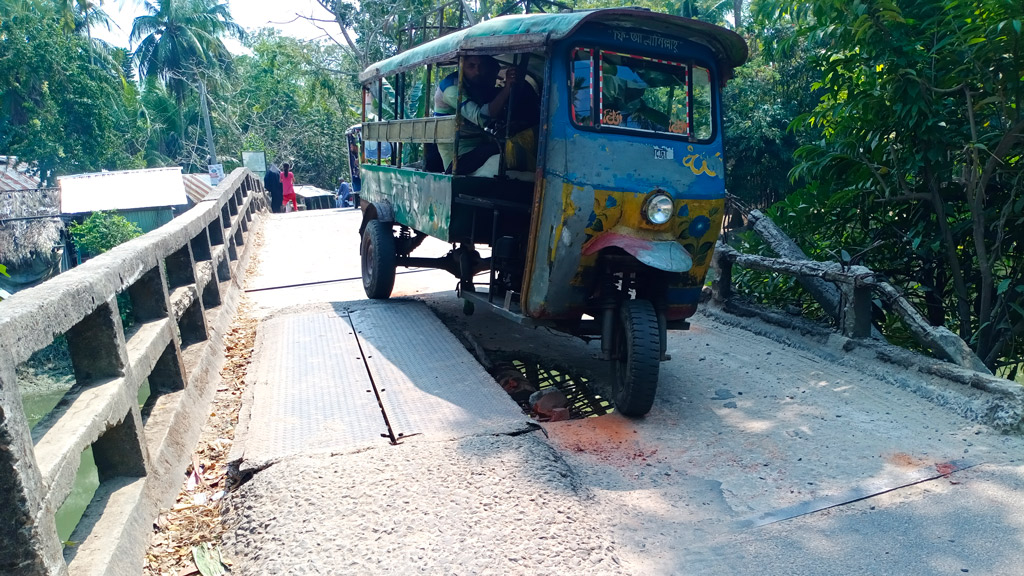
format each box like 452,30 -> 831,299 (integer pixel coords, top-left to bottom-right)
121,208 -> 174,234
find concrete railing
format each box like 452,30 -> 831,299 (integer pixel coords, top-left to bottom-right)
0,168 -> 267,575
711,242 -> 988,373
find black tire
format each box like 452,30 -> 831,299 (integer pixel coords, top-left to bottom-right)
361,219 -> 396,299
611,299 -> 661,417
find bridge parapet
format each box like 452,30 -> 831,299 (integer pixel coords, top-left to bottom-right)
0,168 -> 267,575
712,242 -> 987,372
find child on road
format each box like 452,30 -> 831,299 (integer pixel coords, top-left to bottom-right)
280,163 -> 298,212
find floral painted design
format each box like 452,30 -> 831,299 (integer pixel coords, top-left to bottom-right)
688,215 -> 711,239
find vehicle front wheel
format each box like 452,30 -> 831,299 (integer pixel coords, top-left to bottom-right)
361,219 -> 396,299
611,299 -> 661,417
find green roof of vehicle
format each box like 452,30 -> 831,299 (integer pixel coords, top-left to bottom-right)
358,8 -> 747,83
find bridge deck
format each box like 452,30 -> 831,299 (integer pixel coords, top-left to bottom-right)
221,208 -> 1024,576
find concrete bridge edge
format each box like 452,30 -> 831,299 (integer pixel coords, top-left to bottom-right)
701,299 -> 1024,434
123,215 -> 263,575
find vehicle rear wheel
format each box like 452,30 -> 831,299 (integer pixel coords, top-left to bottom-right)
611,299 -> 661,417
361,219 -> 396,299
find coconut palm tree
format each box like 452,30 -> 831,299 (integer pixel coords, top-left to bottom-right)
130,0 -> 243,165
60,0 -> 115,65
54,0 -> 109,35
0,0 -> 30,21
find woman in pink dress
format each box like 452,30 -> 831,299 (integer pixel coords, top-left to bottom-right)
280,163 -> 298,212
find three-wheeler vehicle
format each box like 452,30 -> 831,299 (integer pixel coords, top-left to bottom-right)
354,8 -> 747,416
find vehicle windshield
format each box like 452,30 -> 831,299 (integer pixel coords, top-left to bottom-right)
572,48 -> 713,140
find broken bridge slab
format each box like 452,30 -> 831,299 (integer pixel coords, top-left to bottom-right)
234,300 -> 531,466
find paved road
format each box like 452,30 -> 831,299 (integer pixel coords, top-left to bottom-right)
226,209 -> 1024,575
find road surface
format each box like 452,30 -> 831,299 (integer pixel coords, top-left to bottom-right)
224,209 -> 1024,575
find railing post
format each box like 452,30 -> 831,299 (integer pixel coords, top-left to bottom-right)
67,300 -> 127,382
840,281 -> 872,338
711,242 -> 733,302
0,348 -> 60,575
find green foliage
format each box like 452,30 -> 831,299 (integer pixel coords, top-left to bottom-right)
242,132 -> 272,161
130,0 -> 244,104
578,0 -> 738,25
0,262 -> 8,300
130,0 -> 244,170
723,13 -> 822,208
325,0 -> 592,70
139,77 -> 187,165
221,30 -> 358,188
753,0 -> 1024,371
68,212 -> 143,258
0,6 -> 140,184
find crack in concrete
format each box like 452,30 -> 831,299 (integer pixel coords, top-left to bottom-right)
735,459 -> 980,529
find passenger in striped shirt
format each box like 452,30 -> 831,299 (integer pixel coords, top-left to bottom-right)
433,56 -> 538,174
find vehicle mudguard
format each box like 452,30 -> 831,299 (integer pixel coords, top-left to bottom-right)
358,200 -> 394,237
581,232 -> 693,273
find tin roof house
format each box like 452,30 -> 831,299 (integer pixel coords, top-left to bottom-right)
2,163 -> 200,293
182,172 -> 214,204
58,167 -> 190,234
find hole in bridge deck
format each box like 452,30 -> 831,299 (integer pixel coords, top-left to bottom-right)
489,352 -> 612,421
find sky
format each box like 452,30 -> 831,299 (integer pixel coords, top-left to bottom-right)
93,0 -> 347,53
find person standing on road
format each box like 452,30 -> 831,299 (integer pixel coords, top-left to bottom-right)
264,163 -> 284,213
280,163 -> 298,212
336,177 -> 353,208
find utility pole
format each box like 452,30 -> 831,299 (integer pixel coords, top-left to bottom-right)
198,77 -> 217,167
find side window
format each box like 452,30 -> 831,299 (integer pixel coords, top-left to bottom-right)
692,66 -> 713,140
571,48 -> 594,126
432,65 -> 457,116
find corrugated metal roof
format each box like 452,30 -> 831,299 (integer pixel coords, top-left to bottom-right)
294,185 -> 334,198
58,167 -> 188,214
0,156 -> 42,192
182,173 -> 214,204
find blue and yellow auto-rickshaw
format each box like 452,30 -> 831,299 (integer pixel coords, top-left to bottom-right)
355,8 -> 747,416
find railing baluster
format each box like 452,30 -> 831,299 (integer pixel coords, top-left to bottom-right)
0,168 -> 270,574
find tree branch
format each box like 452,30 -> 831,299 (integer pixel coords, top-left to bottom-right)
925,162 -> 973,340
875,192 -> 930,204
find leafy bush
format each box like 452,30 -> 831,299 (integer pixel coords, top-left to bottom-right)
68,212 -> 143,258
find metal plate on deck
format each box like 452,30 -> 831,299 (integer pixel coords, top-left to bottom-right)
350,301 -> 530,440
240,312 -> 388,463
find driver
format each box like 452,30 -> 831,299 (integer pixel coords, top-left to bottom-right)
434,55 -> 539,175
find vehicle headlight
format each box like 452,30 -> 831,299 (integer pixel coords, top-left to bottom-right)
643,191 -> 674,225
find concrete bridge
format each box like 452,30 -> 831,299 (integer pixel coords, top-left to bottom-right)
3,169 -> 1024,575
1,169 -> 262,574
